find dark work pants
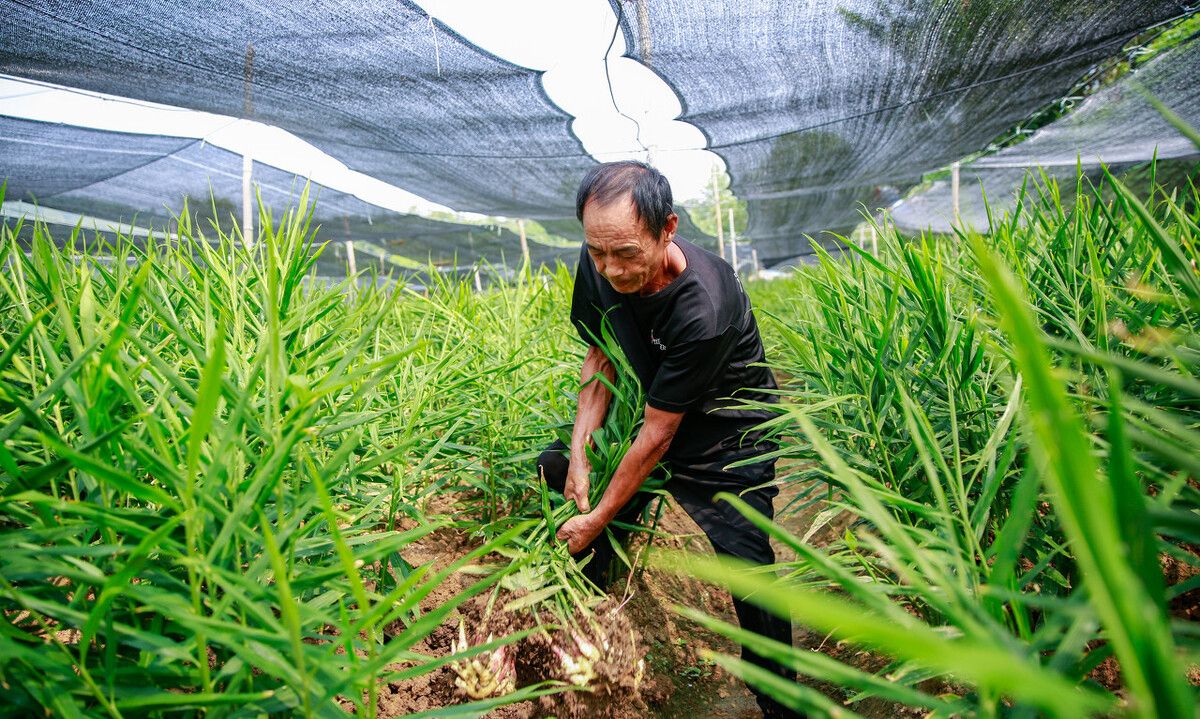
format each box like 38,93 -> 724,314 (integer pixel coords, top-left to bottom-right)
537,439 -> 800,719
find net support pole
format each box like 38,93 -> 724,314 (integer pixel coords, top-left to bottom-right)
951,161 -> 961,227
750,248 -> 760,279
241,43 -> 255,249
712,171 -> 725,261
241,154 -> 253,248
341,215 -> 357,291
518,219 -> 530,270
474,267 -> 483,293
344,240 -> 357,280
728,207 -> 738,275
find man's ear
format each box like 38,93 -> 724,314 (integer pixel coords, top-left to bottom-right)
663,212 -> 679,242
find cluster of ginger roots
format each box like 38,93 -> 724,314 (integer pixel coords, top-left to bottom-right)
448,599 -> 647,717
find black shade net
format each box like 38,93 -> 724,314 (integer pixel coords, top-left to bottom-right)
1,0 -> 597,219
0,118 -> 194,198
620,0 -> 1192,258
4,0 -> 1194,266
0,116 -> 574,274
0,116 -> 363,223
748,186 -> 903,267
891,34 -> 1200,234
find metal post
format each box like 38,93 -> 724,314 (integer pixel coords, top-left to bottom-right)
728,207 -> 738,275
951,161 -> 961,228
750,248 -> 760,279
474,267 -> 483,293
241,43 -> 255,248
712,172 -> 725,261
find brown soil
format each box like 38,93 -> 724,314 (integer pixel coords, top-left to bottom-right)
1084,547 -> 1200,694
370,520 -> 475,718
365,491 -> 652,719
1164,550 -> 1200,624
359,487 -> 788,719
365,484 -> 1200,719
628,494 -> 762,719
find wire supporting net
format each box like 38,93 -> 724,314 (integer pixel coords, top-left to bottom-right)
0,0 -> 597,219
621,0 -> 1189,257
891,35 -> 1200,234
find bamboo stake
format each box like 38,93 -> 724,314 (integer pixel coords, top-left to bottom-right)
241,156 -> 253,248
341,215 -> 357,290
345,241 -> 357,279
951,161 -> 961,228
241,43 -> 255,249
518,219 -> 530,270
728,207 -> 738,275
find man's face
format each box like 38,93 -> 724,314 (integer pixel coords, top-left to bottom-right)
581,197 -> 674,295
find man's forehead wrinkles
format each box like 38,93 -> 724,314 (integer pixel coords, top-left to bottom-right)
585,239 -> 642,251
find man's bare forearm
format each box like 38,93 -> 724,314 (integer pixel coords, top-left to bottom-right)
590,406 -> 683,524
570,345 -> 615,458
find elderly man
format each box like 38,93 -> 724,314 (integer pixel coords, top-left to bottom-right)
537,160 -> 801,719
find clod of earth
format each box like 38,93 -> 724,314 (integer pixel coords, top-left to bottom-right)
552,623 -> 646,692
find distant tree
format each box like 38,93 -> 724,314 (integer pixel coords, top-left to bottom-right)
682,169 -> 747,240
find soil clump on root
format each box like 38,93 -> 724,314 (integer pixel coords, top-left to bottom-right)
377,592 -> 651,719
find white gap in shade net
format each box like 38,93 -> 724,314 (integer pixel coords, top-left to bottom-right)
415,0 -> 722,203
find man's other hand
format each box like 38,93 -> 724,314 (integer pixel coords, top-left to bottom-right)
563,457 -> 592,513
556,512 -> 604,555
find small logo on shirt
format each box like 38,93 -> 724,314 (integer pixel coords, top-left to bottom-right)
650,330 -> 666,351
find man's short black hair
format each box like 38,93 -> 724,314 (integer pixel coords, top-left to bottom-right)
575,160 -> 674,238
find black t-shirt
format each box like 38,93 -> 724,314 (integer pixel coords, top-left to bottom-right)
570,237 -> 777,459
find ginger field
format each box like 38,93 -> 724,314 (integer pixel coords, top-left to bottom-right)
0,173 -> 1197,718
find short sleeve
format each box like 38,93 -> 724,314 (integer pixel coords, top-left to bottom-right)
646,327 -> 738,412
569,249 -> 603,346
